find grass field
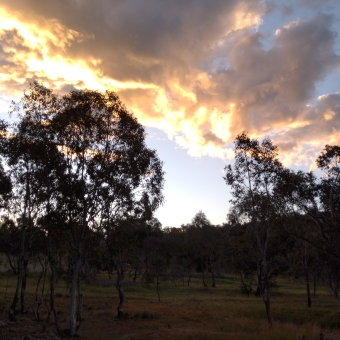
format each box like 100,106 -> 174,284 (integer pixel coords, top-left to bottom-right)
0,271 -> 339,339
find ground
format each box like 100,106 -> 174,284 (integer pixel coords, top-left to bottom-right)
0,273 -> 340,339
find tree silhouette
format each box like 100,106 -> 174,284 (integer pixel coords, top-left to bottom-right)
224,131 -> 283,327
1,82 -> 164,336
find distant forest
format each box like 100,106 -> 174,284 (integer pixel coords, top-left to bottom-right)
1,83 -> 340,336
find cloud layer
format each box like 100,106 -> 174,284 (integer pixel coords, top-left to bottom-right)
0,0 -> 340,167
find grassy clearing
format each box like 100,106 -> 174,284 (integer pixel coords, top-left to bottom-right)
0,272 -> 339,339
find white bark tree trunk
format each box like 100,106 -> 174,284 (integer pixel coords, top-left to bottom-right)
70,252 -> 82,336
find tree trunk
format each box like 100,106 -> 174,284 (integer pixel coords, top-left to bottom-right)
9,252 -> 24,320
264,286 -> 272,328
143,251 -> 149,283
258,240 -> 272,328
263,273 -> 272,327
50,258 -> 60,333
156,278 -> 161,302
133,267 -> 140,283
201,258 -> 207,287
5,253 -> 18,275
33,255 -> 46,321
76,277 -> 83,330
239,273 -> 251,297
187,274 -> 191,286
70,254 -> 82,336
20,255 -> 29,313
116,268 -> 125,319
304,268 -> 312,307
211,268 -> 216,288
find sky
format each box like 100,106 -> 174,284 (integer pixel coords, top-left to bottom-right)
0,0 -> 340,227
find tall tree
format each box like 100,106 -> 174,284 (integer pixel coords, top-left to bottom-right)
3,83 -> 67,328
0,120 -> 11,207
2,83 -> 164,336
51,88 -> 164,335
2,83 -> 63,319
103,219 -> 142,318
276,146 -> 340,300
224,132 -> 283,327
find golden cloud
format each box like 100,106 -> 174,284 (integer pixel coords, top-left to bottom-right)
0,7 -> 158,98
0,2 -> 339,169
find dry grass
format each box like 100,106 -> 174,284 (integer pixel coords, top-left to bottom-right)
0,272 -> 340,339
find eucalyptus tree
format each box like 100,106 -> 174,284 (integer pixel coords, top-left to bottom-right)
1,84 -> 65,322
277,146 -> 340,299
51,88 -> 164,335
225,213 -> 257,296
0,120 -> 11,207
179,224 -> 201,286
189,211 -> 213,287
274,169 -> 321,307
282,145 -> 340,257
310,146 -> 340,297
2,83 -> 164,336
139,218 -> 163,283
224,132 -> 283,327
135,224 -> 168,301
316,146 -> 340,262
102,219 -> 143,318
317,145 -> 340,215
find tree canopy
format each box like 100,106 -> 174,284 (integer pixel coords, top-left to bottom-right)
0,82 -> 165,335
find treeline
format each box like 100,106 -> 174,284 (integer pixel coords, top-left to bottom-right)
0,203 -> 338,332
1,83 -> 340,335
